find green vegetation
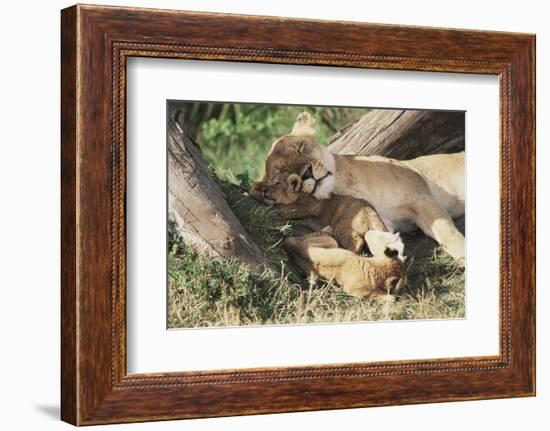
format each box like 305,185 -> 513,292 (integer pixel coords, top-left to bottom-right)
167,103 -> 465,328
184,103 -> 370,181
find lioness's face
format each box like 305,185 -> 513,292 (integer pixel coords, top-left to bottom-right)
250,170 -> 302,205
251,111 -> 326,203
262,135 -> 324,182
251,135 -> 324,202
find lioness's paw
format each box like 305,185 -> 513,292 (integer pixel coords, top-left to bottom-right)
311,160 -> 330,179
365,230 -> 406,262
443,236 -> 465,267
301,178 -> 316,194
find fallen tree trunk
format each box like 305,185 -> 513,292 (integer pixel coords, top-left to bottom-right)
167,103 -> 271,274
328,109 -> 464,159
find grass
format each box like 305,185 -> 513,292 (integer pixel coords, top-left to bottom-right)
167,176 -> 465,329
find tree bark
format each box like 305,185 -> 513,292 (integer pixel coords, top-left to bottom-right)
167,102 -> 271,274
328,109 -> 464,159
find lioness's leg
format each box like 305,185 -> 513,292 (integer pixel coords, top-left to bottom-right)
412,196 -> 465,265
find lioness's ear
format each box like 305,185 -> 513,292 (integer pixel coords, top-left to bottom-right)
290,111 -> 316,137
287,174 -> 302,192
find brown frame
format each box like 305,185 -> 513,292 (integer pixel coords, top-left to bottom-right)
61,4 -> 536,426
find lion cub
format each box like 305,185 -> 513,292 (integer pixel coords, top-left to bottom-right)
284,232 -> 407,299
253,163 -> 403,259
280,193 -> 387,255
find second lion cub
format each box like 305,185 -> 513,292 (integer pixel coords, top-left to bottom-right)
284,232 -> 407,299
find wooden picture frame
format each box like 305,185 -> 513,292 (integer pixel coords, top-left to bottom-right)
61,4 -> 535,425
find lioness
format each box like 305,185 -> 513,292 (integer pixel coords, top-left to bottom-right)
252,112 -> 465,264
283,232 -> 407,299
252,167 -> 404,258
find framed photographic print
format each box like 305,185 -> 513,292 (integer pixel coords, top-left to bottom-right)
61,4 -> 536,425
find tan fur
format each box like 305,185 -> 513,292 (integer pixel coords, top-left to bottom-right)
258,169 -> 386,254
282,195 -> 386,254
283,232 -> 407,299
252,112 -> 466,264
